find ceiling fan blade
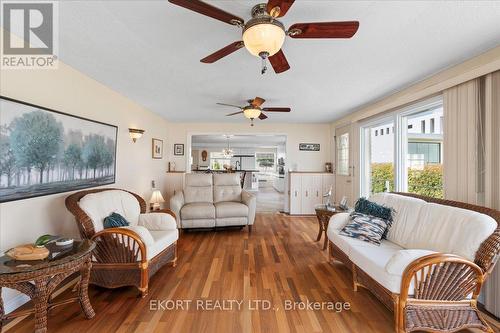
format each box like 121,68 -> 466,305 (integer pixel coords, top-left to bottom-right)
226,111 -> 244,116
267,0 -> 295,18
258,113 -> 268,120
217,103 -> 243,109
201,41 -> 244,63
262,107 -> 291,112
268,49 -> 290,74
288,21 -> 359,39
168,0 -> 244,26
251,97 -> 266,107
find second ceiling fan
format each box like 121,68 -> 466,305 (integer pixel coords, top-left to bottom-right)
168,0 -> 359,74
218,97 -> 290,126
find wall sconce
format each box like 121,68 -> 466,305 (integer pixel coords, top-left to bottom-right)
129,128 -> 145,143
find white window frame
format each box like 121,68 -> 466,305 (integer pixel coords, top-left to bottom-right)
359,95 -> 443,197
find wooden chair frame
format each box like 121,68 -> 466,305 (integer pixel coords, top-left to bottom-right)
328,193 -> 500,332
65,188 -> 177,297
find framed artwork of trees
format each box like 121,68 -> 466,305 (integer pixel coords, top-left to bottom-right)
0,96 -> 117,203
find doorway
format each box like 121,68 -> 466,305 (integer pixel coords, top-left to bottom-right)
190,134 -> 287,213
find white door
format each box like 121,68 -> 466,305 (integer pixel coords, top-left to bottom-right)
289,173 -> 302,215
335,125 -> 354,206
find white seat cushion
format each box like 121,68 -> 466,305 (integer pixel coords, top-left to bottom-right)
79,190 -> 141,232
181,202 -> 215,220
349,240 -> 404,293
215,202 -> 249,218
385,249 -> 437,275
369,193 -> 427,248
147,230 -> 179,260
406,203 -> 497,261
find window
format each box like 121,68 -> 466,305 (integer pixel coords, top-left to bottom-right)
361,120 -> 395,195
336,133 -> 349,176
375,130 -> 378,136
210,152 -> 231,170
380,128 -> 384,135
255,152 -> 275,173
361,97 -> 444,198
405,106 -> 443,198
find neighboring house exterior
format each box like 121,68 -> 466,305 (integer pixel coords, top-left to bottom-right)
370,107 -> 444,168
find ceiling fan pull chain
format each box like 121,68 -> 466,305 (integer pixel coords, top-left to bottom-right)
261,57 -> 267,75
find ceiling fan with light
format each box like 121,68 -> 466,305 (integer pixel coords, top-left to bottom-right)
218,97 -> 290,126
168,0 -> 359,74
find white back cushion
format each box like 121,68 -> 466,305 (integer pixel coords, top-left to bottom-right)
406,203 -> 497,261
78,190 -> 141,232
184,174 -> 213,204
370,193 -> 427,248
213,174 -> 242,203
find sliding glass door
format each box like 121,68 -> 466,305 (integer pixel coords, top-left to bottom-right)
361,97 -> 444,198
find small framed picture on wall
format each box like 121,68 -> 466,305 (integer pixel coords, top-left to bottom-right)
174,143 -> 184,156
152,138 -> 163,159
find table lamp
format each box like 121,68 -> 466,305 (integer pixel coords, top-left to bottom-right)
150,189 -> 165,211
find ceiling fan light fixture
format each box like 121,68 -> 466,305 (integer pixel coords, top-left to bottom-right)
243,108 -> 261,119
242,19 -> 285,57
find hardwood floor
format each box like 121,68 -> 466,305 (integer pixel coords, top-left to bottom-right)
6,214 -> 500,333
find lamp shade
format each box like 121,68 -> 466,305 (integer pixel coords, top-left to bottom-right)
242,22 -> 285,57
150,190 -> 165,204
243,108 -> 261,119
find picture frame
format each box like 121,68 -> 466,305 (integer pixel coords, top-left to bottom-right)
0,96 -> 118,203
174,143 -> 184,156
299,143 -> 320,151
152,138 -> 163,159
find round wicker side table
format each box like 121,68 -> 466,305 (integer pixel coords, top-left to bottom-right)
314,205 -> 347,250
0,240 -> 95,333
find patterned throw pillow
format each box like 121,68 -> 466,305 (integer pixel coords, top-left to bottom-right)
103,212 -> 129,229
354,198 -> 394,239
339,212 -> 389,245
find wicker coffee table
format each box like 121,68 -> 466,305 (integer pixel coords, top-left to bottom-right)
0,240 -> 95,333
314,205 -> 347,250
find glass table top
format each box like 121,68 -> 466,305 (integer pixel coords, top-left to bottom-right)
0,240 -> 94,275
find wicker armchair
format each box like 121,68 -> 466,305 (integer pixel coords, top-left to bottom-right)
65,188 -> 178,297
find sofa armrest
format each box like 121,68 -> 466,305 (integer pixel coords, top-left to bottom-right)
400,253 -> 484,303
170,191 -> 185,227
139,213 -> 177,231
91,226 -> 152,263
242,190 -> 256,225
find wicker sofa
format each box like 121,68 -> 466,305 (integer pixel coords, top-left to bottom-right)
327,192 -> 500,333
65,188 -> 178,297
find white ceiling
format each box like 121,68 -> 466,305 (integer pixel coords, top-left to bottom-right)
55,1 -> 500,123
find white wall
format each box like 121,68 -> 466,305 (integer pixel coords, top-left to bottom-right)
0,60 -> 170,312
166,123 -> 332,173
